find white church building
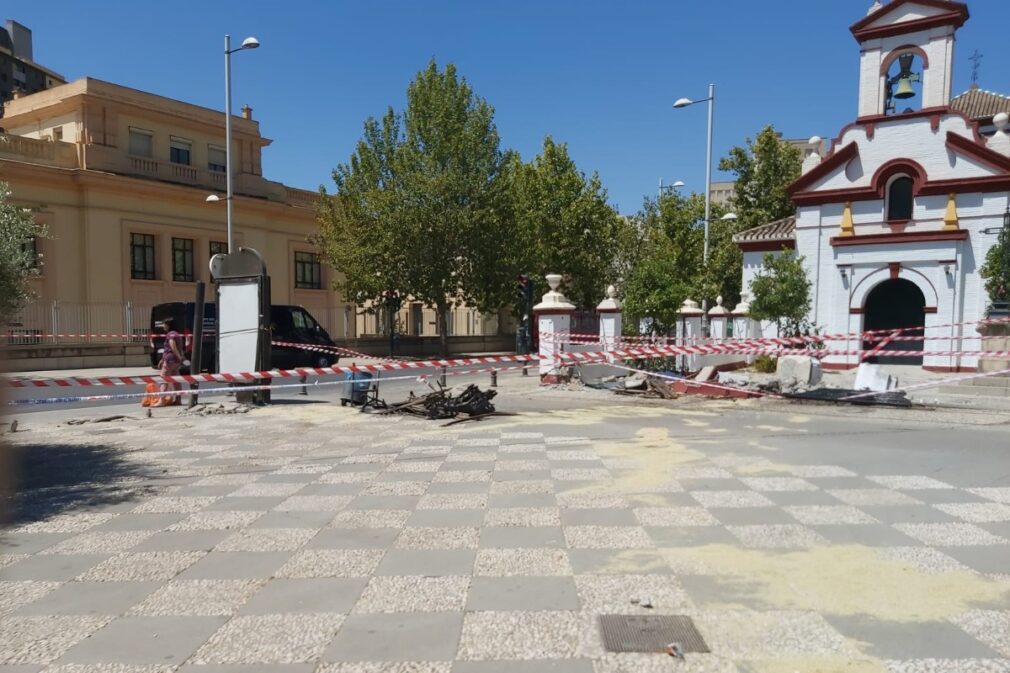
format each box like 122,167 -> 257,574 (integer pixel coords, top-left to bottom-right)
736,0 -> 1010,372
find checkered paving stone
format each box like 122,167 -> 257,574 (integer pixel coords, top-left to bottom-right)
5,415 -> 1010,671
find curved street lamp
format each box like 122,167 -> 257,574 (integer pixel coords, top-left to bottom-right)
222,34 -> 260,253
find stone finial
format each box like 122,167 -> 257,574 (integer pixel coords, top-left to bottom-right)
597,284 -> 622,312
943,193 -> 959,231
679,298 -> 704,317
986,112 -> 1010,158
800,136 -> 825,174
241,104 -> 253,120
708,295 -> 730,317
533,273 -> 575,312
868,1 -> 882,15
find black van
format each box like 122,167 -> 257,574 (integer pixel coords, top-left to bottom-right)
150,303 -> 339,373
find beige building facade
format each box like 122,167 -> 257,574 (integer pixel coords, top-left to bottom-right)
1,78 -> 508,369
0,78 -> 356,366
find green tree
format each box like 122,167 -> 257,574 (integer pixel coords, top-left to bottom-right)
980,222 -> 1010,304
748,251 -> 812,337
622,191 -> 730,334
718,125 -> 802,230
508,136 -> 623,309
316,61 -> 513,355
0,182 -> 44,325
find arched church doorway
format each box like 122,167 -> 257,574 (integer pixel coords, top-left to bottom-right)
862,278 -> 925,365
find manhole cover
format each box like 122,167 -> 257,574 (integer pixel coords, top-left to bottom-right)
599,615 -> 709,653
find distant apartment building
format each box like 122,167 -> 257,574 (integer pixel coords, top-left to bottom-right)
0,20 -> 65,117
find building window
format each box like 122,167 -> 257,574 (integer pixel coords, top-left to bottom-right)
21,236 -> 39,269
128,127 -> 153,157
294,251 -> 323,289
886,176 -> 914,222
169,136 -> 192,165
172,237 -> 195,282
208,145 -> 227,173
130,233 -> 156,280
209,241 -> 227,257
52,127 -> 63,141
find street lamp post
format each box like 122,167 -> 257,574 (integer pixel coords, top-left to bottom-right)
223,34 -> 259,253
674,83 -> 716,264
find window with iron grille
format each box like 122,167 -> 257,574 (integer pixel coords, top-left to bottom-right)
294,251 -> 322,289
172,237 -> 195,282
130,233 -> 156,280
209,240 -> 227,257
21,236 -> 39,269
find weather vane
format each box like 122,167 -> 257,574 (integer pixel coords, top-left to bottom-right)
969,50 -> 983,85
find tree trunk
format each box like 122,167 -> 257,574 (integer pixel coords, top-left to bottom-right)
436,302 -> 449,358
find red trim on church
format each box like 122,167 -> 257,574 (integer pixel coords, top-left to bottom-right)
919,175 -> 1010,196
850,0 -> 969,41
788,142 -> 859,195
889,263 -> 901,280
878,45 -> 931,75
923,307 -> 938,314
738,240 -> 796,253
830,229 -> 969,247
945,131 -> 1010,173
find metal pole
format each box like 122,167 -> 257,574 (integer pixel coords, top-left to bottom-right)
189,280 -> 206,408
224,35 -> 235,253
703,83 -> 714,265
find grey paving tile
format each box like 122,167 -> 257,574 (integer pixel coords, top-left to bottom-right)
247,511 -> 336,529
425,482 -> 491,494
679,574 -> 786,610
567,549 -> 674,575
479,527 -> 565,548
298,483 -> 365,496
0,555 -> 109,581
202,497 -> 285,511
451,662 -> 594,673
176,552 -> 291,580
324,613 -> 463,662
645,525 -> 740,547
133,530 -> 230,552
14,581 -> 158,616
348,495 -> 421,510
90,513 -> 187,531
761,490 -> 847,507
408,509 -> 486,527
0,534 -> 68,555
941,546 -> 1010,575
861,505 -> 960,524
238,578 -> 368,614
811,524 -> 922,547
305,528 -> 400,549
466,577 -> 578,611
708,506 -> 797,526
488,494 -> 557,508
824,614 -> 1002,659
559,509 -> 638,526
376,549 -> 476,576
58,616 -> 227,665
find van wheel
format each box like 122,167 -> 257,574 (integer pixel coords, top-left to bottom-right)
315,355 -> 332,368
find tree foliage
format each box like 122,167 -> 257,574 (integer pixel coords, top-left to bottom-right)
0,182 -> 43,325
748,251 -> 812,337
621,191 -> 731,334
507,137 -> 623,308
718,125 -> 802,229
315,61 -> 512,354
980,222 -> 1010,304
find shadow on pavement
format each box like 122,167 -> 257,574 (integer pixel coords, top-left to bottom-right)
1,441 -> 156,528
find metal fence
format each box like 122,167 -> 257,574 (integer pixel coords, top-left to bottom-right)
356,305 -> 500,338
5,301 -> 153,345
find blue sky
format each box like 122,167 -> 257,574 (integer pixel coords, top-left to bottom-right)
14,0 -> 1007,214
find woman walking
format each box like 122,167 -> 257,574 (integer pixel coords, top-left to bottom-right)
159,317 -> 185,406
